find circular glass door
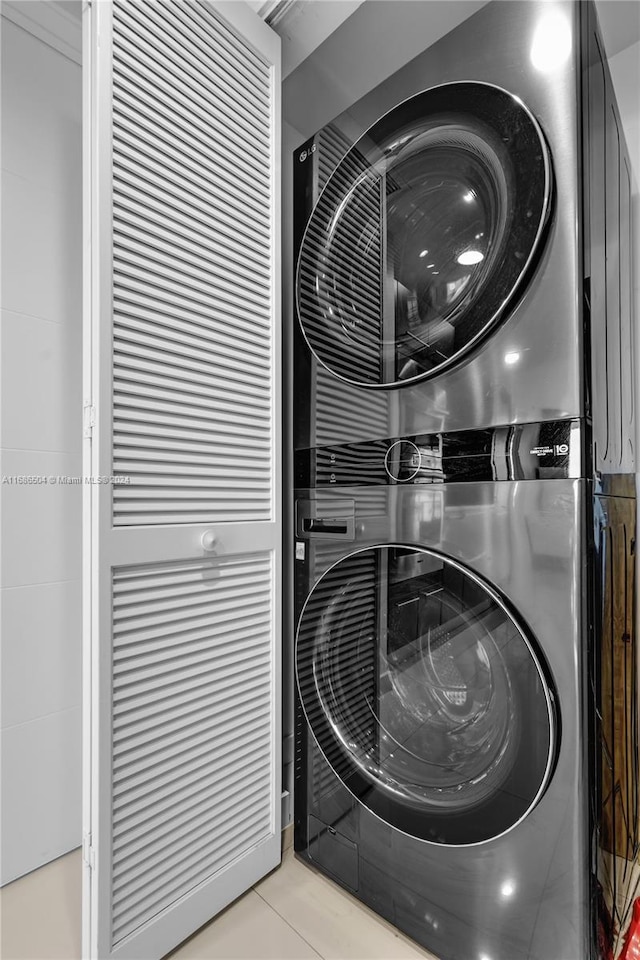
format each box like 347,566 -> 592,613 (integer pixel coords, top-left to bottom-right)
296,82 -> 552,388
296,546 -> 557,845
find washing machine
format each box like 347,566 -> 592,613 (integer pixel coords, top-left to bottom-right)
293,425 -> 597,960
294,447 -> 636,960
292,0 -> 635,477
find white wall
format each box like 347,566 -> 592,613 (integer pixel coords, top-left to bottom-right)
608,40 -> 640,186
0,11 -> 83,885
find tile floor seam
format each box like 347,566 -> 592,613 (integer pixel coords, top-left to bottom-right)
254,854 -> 436,960
251,883 -> 324,960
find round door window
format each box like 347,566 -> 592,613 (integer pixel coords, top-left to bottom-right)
296,82 -> 552,388
296,546 -> 557,845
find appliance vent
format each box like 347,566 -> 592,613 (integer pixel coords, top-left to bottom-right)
110,552 -> 274,946
111,0 -> 274,525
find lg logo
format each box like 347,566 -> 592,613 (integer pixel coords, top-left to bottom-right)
299,143 -> 317,162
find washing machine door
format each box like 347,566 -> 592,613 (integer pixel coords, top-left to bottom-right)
296,545 -> 557,845
296,82 -> 551,388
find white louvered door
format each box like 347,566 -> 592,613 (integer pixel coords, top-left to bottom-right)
83,2 -> 281,957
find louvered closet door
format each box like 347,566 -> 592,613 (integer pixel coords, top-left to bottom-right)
82,3 -> 281,958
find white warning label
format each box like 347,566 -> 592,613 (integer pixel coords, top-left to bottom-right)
529,443 -> 570,457
529,446 -> 554,456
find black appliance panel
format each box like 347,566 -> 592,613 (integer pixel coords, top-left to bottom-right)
295,419 -> 579,487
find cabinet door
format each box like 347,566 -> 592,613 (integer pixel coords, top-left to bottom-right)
82,2 -> 281,956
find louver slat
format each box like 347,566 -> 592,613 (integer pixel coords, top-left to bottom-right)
113,680 -> 269,752
113,313 -> 270,369
131,0 -> 270,112
113,382 -> 267,425
111,554 -> 273,945
114,12 -> 271,159
166,0 -> 270,90
112,817 -> 270,943
114,207 -> 269,286
112,86 -> 269,203
113,298 -> 269,353
113,244 -> 270,311
113,322 -> 270,375
114,200 -> 269,275
111,1 -> 273,526
116,354 -> 268,409
113,752 -> 267,842
113,137 -> 269,235
113,270 -> 269,336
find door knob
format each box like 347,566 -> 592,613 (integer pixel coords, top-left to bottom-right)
201,531 -> 217,551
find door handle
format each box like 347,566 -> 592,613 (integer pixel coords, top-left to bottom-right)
296,499 -> 355,540
302,518 -> 349,535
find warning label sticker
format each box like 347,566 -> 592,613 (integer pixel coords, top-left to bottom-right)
529,446 -> 554,456
529,443 -> 570,457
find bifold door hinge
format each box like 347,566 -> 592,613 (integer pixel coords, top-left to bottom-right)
83,403 -> 96,439
82,832 -> 96,870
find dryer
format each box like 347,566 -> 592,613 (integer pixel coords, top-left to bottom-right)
292,0 -> 635,476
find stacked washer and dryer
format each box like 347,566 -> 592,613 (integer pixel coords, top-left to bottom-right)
291,2 -> 637,958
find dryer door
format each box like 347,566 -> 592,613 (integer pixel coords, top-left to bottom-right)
296,82 -> 551,388
296,545 -> 557,845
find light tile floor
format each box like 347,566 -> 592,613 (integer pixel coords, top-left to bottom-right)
0,838 -> 437,960
0,849 -> 82,960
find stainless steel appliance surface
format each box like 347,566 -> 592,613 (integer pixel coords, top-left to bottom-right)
294,0 -> 581,445
291,2 -> 638,957
294,479 -> 591,960
293,0 -> 636,486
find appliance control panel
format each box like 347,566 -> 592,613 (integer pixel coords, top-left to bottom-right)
295,419 -> 581,487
